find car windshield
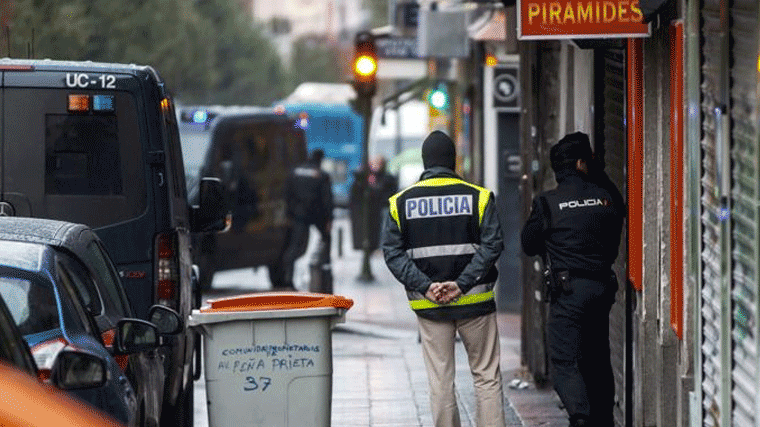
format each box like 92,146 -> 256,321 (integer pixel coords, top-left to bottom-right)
0,276 -> 60,336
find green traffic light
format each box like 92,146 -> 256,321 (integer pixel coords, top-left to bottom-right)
429,87 -> 448,110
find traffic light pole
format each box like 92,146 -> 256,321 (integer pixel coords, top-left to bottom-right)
356,93 -> 375,282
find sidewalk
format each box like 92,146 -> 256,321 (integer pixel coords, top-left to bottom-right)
193,217 -> 568,426
328,219 -> 568,427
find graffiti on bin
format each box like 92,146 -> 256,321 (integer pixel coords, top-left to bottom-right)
220,344 -> 321,357
217,344 -> 321,374
244,376 -> 272,392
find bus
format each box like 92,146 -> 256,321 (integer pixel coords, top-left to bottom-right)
275,102 -> 364,207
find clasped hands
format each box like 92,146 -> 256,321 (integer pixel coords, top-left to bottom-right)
425,281 -> 462,305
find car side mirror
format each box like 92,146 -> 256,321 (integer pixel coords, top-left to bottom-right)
191,177 -> 229,233
50,350 -> 108,390
114,319 -> 159,355
148,305 -> 183,336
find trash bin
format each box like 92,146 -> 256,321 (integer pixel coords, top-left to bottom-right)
188,292 -> 354,427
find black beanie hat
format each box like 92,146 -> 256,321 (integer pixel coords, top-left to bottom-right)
421,131 -> 456,170
550,132 -> 593,172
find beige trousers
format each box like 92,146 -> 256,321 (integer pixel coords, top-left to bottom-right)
417,312 -> 506,427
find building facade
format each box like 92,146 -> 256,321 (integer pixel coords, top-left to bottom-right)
518,0 -> 760,425
251,0 -> 367,64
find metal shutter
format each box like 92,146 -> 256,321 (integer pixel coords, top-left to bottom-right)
700,0 -> 727,425
730,1 -> 760,425
596,47 -> 627,427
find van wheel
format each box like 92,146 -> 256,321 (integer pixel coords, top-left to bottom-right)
268,263 -> 285,288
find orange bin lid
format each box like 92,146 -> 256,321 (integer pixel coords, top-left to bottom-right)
200,292 -> 354,313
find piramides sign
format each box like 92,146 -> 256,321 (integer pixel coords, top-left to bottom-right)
518,0 -> 650,39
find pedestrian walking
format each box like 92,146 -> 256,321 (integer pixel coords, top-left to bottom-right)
521,132 -> 625,427
381,130 -> 507,427
282,148 -> 333,290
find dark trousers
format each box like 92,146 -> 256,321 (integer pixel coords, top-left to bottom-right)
282,220 -> 331,288
548,277 -> 616,426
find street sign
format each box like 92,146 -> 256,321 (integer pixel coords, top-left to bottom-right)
418,8 -> 471,58
376,36 -> 419,59
493,65 -> 520,112
517,0 -> 650,40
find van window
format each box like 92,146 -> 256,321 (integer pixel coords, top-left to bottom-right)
46,115 -> 121,195
4,88 -> 147,228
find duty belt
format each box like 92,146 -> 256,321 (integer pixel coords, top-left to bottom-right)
562,269 -> 614,282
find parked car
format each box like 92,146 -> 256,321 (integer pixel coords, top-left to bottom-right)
0,216 -> 182,427
0,58 -> 227,427
0,361 -> 126,427
0,217 -> 168,427
179,106 -> 307,289
0,262 -> 132,426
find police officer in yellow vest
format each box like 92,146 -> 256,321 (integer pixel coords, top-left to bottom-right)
381,131 -> 506,427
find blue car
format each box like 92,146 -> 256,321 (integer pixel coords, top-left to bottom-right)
0,217 -> 165,426
6,217 -> 184,427
0,287 -> 125,422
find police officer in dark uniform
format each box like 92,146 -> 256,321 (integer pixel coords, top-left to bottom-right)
282,149 -> 333,290
521,132 -> 624,427
382,131 -> 507,427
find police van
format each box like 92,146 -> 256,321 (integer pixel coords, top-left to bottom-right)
179,105 -> 307,290
0,59 -> 226,427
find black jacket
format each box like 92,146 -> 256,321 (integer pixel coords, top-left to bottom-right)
382,167 -> 503,296
521,168 -> 625,273
285,161 -> 333,225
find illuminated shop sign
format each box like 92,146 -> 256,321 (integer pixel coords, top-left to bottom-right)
517,0 -> 650,40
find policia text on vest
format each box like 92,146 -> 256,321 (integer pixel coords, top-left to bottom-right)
405,194 -> 473,219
